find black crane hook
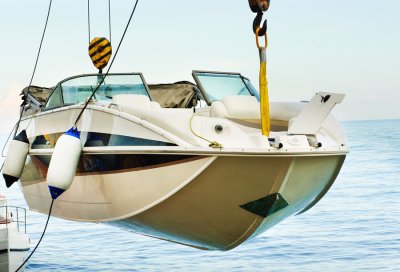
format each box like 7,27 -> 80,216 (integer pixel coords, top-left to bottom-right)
253,12 -> 267,36
248,0 -> 270,13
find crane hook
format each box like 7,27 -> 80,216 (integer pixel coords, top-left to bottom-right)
253,12 -> 267,36
248,0 -> 270,13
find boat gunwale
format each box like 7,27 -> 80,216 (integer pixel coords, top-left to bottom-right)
20,98 -> 349,157
20,103 -> 193,147
28,146 -> 348,157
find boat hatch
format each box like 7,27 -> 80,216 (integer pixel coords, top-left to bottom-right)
44,73 -> 151,110
192,71 -> 258,105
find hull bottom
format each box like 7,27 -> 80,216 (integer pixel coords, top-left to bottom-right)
21,153 -> 345,251
108,155 -> 346,250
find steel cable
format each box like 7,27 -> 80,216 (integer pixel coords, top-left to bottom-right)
15,200 -> 54,272
74,0 -> 140,126
14,0 -> 53,137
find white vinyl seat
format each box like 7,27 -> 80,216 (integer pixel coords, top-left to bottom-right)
112,94 -> 161,110
211,95 -> 260,119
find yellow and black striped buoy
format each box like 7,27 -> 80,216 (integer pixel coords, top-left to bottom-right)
89,37 -> 112,73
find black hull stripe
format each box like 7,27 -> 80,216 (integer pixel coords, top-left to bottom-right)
31,132 -> 177,149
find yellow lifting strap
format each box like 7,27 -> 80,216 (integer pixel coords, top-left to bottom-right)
256,28 -> 270,136
89,37 -> 112,73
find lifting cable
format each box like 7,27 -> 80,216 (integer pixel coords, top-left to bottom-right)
14,0 -> 53,137
15,200 -> 54,272
87,0 -> 91,44
74,0 -> 140,127
1,122 -> 18,158
1,0 -> 53,163
87,0 -> 112,46
13,1 -> 134,269
108,0 -> 112,43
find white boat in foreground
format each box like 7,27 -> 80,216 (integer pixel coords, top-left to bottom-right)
5,70 -> 347,250
0,195 -> 30,271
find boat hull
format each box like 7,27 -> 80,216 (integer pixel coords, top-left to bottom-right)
109,155 -> 346,250
17,103 -> 347,250
20,152 -> 345,250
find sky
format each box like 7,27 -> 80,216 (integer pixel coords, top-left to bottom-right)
0,0 -> 399,132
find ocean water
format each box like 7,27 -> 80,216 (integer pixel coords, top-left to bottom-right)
0,120 -> 399,271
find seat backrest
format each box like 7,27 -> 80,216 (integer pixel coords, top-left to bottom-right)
112,94 -> 160,109
211,95 -> 260,119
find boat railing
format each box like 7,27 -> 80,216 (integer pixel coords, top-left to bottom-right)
0,205 -> 27,234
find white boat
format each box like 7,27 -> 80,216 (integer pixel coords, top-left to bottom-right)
0,195 -> 30,271
5,70 -> 348,250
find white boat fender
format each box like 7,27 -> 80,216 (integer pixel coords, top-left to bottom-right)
2,130 -> 29,188
47,127 -> 82,200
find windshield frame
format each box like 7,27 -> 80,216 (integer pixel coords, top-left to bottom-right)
192,70 -> 256,106
43,73 -> 151,110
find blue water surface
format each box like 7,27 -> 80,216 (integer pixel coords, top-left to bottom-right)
1,120 -> 399,271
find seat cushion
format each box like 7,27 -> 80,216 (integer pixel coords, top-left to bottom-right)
112,94 -> 160,109
211,96 -> 260,119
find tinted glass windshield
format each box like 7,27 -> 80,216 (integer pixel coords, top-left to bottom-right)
244,78 -> 260,101
193,72 -> 252,103
58,74 -> 149,106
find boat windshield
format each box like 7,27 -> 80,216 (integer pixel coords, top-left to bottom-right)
243,77 -> 260,101
192,71 -> 254,105
45,74 -> 150,109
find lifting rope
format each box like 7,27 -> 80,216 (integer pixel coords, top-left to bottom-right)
10,2 -> 137,268
87,0 -> 113,73
15,200 -> 54,272
74,0 -> 140,127
108,0 -> 112,43
2,0 -> 53,178
249,0 -> 271,136
87,0 -> 112,44
14,0 -> 53,137
87,0 -> 91,44
5,2 -> 54,266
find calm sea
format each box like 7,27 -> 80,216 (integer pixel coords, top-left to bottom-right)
0,120 -> 399,271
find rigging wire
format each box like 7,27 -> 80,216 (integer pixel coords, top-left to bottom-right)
9,1 -> 134,269
14,0 -> 53,137
87,0 -> 112,44
74,0 -> 140,127
108,0 -> 112,43
15,200 -> 54,272
1,122 -> 18,158
87,0 -> 91,44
